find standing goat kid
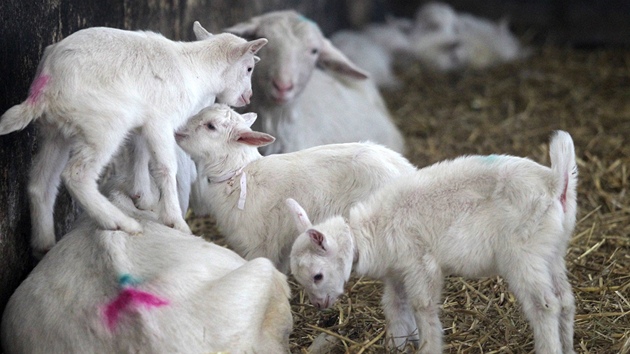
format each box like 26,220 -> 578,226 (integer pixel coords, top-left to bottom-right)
176,104 -> 416,273
288,131 -> 577,353
0,22 -> 267,257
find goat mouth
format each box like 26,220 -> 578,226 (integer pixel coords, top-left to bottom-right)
174,132 -> 188,141
270,89 -> 292,105
233,94 -> 249,107
324,295 -> 331,309
271,94 -> 289,105
313,295 -> 332,310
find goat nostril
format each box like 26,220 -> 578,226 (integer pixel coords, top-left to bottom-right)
273,80 -> 293,93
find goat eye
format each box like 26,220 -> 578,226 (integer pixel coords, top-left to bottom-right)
247,67 -> 253,72
313,273 -> 323,282
311,48 -> 319,55
206,123 -> 216,130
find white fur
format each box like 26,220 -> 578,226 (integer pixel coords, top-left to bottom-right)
176,104 -> 416,273
224,10 -> 405,155
109,140 -> 197,218
330,22 -> 410,90
402,2 -> 530,71
1,182 -> 292,354
0,22 -> 267,258
456,13 -> 530,69
289,131 -> 577,353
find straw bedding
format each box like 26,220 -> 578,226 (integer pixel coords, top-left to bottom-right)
188,45 -> 630,353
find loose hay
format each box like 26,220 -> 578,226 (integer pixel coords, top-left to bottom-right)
187,45 -> 630,353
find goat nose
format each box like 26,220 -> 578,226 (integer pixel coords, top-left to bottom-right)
272,80 -> 293,93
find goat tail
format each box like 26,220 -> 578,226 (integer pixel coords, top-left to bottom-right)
0,75 -> 50,135
549,130 -> 577,216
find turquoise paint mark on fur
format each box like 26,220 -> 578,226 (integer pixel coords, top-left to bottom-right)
297,15 -> 316,25
480,154 -> 501,163
118,274 -> 142,287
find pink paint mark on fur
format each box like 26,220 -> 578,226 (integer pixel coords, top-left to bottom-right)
102,288 -> 169,331
27,75 -> 50,104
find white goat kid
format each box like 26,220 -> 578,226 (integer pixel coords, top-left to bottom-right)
0,22 -> 267,257
1,184 -> 292,354
224,10 -> 405,155
406,2 -> 530,71
176,104 -> 416,273
405,2 -> 468,71
288,131 -> 577,353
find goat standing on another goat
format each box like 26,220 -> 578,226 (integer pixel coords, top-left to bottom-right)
176,104 -> 416,273
288,131 -> 577,353
0,22 -> 267,258
224,10 -> 405,155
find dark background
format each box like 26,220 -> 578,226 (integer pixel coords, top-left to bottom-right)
1,0 -> 628,348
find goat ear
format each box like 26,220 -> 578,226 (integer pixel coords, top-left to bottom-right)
317,38 -> 369,80
193,21 -> 212,40
231,38 -> 268,62
224,18 -> 261,39
285,198 -> 312,233
307,229 -> 327,252
241,112 -> 257,127
236,131 -> 275,147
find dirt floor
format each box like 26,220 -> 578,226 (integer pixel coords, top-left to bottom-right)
188,45 -> 630,353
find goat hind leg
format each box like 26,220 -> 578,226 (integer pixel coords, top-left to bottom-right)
28,128 -> 71,258
504,256 -> 563,354
62,139 -> 142,234
128,134 -> 159,210
551,259 -> 576,354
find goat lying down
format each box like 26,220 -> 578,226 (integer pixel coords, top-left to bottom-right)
288,131 -> 577,353
224,10 -> 405,155
0,22 -> 267,258
177,104 -> 416,273
1,181 -> 292,354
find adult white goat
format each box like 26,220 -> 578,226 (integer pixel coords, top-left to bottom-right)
224,10 -> 405,155
0,22 -> 267,258
176,104 -> 416,273
288,131 -> 577,353
1,182 -> 292,353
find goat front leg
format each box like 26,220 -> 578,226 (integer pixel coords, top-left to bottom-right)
143,125 -> 190,234
402,255 -> 444,354
382,277 -> 419,352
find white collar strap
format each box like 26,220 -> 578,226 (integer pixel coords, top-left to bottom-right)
207,164 -> 248,210
207,164 -> 247,184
